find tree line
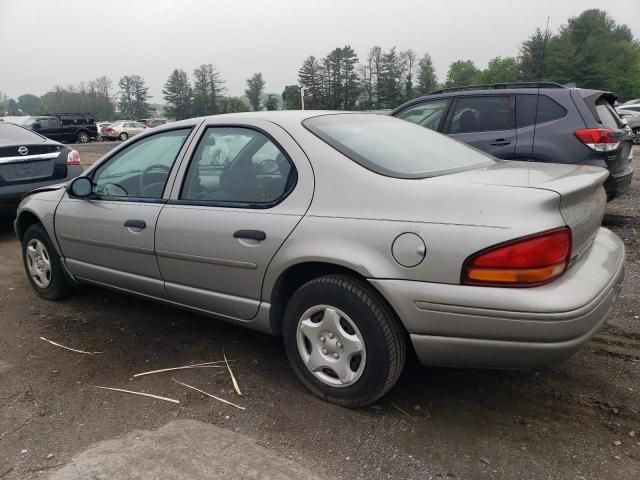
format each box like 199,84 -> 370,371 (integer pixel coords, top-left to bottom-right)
1,9 -> 638,121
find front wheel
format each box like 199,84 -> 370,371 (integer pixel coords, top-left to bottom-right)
118,132 -> 128,141
283,275 -> 406,408
76,131 -> 89,143
22,224 -> 73,300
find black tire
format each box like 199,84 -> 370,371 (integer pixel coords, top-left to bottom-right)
118,132 -> 128,141
283,275 -> 406,408
22,224 -> 73,301
77,131 -> 89,143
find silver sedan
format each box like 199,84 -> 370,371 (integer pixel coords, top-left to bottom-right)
15,112 -> 625,407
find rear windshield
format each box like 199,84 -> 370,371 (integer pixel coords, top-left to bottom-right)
594,98 -> 624,129
303,113 -> 495,178
0,122 -> 46,144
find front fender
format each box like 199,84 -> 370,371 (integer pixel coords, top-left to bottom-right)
15,188 -> 66,254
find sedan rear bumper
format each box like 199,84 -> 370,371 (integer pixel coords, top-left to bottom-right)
370,227 -> 625,368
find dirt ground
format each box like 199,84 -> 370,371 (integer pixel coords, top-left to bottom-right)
1,144 -> 639,479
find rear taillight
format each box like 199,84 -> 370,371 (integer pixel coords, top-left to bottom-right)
574,128 -> 620,152
106,128 -> 114,133
462,228 -> 572,287
67,149 -> 81,165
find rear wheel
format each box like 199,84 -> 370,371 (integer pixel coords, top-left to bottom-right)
76,131 -> 89,143
22,224 -> 73,300
283,275 -> 406,407
118,132 -> 128,141
633,128 -> 640,145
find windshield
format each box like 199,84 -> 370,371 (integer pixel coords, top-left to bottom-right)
0,122 -> 46,144
303,113 -> 495,178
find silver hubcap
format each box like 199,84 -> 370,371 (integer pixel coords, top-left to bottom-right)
26,239 -> 52,288
296,305 -> 366,387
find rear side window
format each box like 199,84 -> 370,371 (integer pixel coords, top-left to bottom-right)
395,98 -> 449,131
516,95 -> 567,128
304,113 -> 495,179
594,99 -> 624,129
0,123 -> 46,143
447,96 -> 513,134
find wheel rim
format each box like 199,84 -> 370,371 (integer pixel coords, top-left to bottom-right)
79,133 -> 88,142
26,239 -> 52,288
633,129 -> 640,144
296,304 -> 366,388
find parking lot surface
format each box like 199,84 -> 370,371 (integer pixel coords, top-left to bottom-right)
1,145 -> 639,479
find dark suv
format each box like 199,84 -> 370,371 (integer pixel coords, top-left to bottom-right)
391,82 -> 634,199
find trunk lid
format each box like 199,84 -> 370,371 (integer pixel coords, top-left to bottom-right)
0,144 -> 68,185
443,160 -> 608,260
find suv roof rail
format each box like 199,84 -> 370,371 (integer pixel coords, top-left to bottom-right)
39,112 -> 94,117
428,82 -> 566,95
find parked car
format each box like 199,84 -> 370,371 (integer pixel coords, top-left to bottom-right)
21,114 -> 97,143
619,99 -> 640,107
617,104 -> 640,114
391,82 -> 634,200
618,109 -> 640,144
101,121 -> 147,141
96,122 -> 113,141
138,118 -> 167,128
0,122 -> 81,217
15,112 -> 624,407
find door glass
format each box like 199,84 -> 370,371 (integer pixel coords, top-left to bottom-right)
448,96 -> 513,133
181,127 -> 293,204
595,98 -> 624,129
49,118 -> 62,128
396,99 -> 449,131
92,128 -> 191,199
516,95 -> 566,128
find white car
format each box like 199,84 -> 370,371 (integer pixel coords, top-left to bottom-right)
102,121 -> 147,141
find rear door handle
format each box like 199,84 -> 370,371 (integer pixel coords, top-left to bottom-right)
234,230 -> 266,241
124,219 -> 146,229
490,139 -> 511,146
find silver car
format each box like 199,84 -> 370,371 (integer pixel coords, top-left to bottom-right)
14,112 -> 625,407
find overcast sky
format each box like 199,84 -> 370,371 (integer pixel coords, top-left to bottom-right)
1,0 -> 638,102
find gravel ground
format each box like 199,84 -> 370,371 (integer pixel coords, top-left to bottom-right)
0,146 -> 639,479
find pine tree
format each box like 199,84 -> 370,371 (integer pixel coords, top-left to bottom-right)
162,69 -> 192,120
245,73 -> 265,111
416,53 -> 438,94
193,64 -> 226,116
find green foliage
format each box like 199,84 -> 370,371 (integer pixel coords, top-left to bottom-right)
416,53 -> 437,95
265,94 -> 278,111
478,57 -> 520,84
192,64 -> 226,116
245,73 -> 266,111
162,68 -> 192,120
219,96 -> 249,113
282,85 -> 301,110
446,60 -> 480,87
118,75 -> 151,119
17,94 -> 41,115
544,9 -> 640,100
519,28 -> 547,81
298,56 -> 323,109
6,98 -> 18,115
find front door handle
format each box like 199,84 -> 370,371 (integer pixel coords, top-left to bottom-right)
490,139 -> 511,146
124,219 -> 146,229
234,230 -> 266,241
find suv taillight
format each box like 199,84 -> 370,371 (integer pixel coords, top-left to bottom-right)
67,150 -> 81,165
574,128 -> 620,152
462,228 -> 572,287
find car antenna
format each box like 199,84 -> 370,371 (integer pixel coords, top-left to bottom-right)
530,16 -> 551,162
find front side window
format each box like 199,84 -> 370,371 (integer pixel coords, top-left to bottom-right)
395,98 -> 449,131
91,128 -> 191,199
516,95 -> 567,128
304,113 -> 495,179
181,127 -> 294,205
447,96 -> 513,134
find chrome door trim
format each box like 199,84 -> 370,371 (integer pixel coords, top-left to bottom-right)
155,250 -> 257,269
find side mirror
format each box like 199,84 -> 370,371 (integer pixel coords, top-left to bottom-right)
68,177 -> 93,197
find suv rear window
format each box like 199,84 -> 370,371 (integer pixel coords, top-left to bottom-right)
516,95 -> 567,128
303,114 -> 495,179
594,98 -> 624,129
